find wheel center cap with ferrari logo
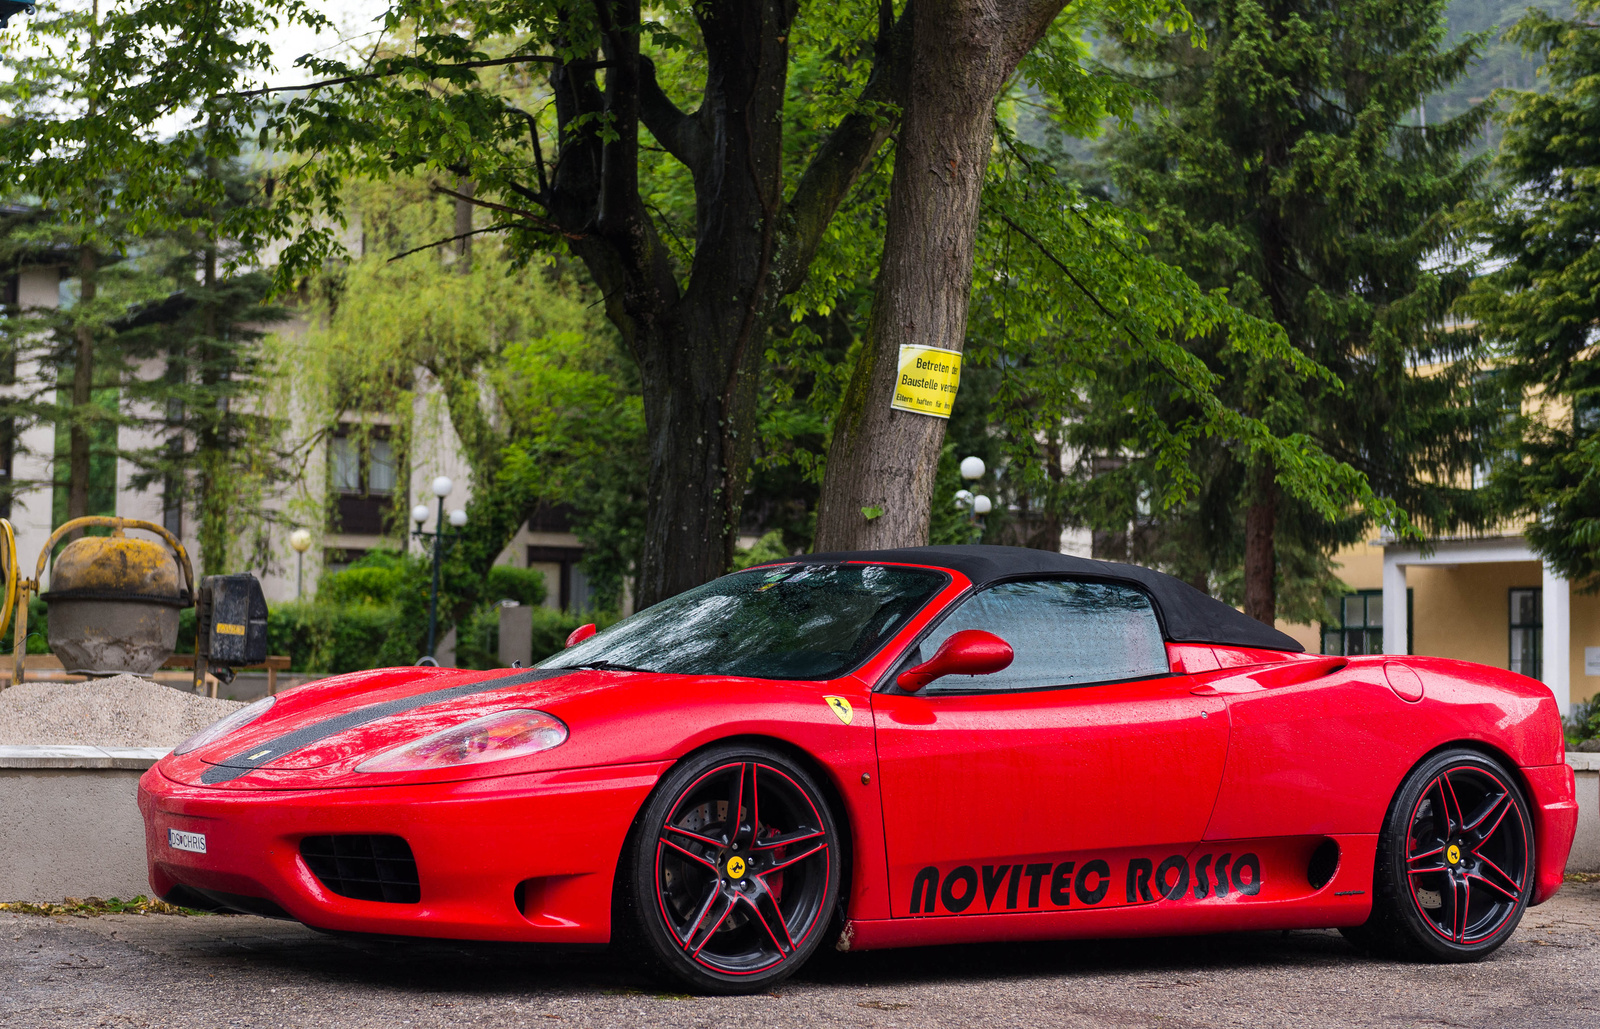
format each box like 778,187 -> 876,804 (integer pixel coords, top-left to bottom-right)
1446,843 -> 1462,866
725,855 -> 747,880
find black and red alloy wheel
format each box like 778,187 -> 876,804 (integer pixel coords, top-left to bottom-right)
1403,763 -> 1530,945
1345,748 -> 1534,962
625,744 -> 841,993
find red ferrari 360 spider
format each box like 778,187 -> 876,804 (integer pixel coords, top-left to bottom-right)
139,546 -> 1578,992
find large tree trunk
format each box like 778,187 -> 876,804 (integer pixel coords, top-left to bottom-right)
536,0 -> 904,607
504,1 -> 910,606
66,245 -> 97,525
1243,460 -> 1276,625
813,0 -> 1066,551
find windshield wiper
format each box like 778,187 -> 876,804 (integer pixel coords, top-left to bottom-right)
571,660 -> 652,673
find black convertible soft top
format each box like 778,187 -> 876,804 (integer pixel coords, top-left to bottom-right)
789,544 -> 1305,653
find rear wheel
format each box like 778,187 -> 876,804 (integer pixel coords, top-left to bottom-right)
622,744 -> 840,994
1343,748 -> 1533,962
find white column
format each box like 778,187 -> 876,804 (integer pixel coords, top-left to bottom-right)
1543,562 -> 1570,715
1383,549 -> 1409,655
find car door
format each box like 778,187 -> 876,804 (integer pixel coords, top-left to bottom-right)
871,578 -> 1230,918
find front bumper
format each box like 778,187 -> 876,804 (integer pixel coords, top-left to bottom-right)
1523,762 -> 1578,906
138,760 -> 668,943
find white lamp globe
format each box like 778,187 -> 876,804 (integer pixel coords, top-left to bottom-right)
431,475 -> 453,498
973,494 -> 993,515
959,456 -> 986,480
289,529 -> 312,553
411,504 -> 431,525
954,489 -> 973,506
448,508 -> 468,528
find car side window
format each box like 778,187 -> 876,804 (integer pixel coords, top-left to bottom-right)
908,579 -> 1169,693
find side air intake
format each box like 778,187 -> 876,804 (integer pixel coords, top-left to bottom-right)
300,834 -> 421,904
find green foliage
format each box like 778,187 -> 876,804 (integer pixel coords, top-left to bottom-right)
1073,0 -> 1502,616
313,550 -> 414,607
265,601 -> 405,675
0,0 -> 322,249
1428,0 -> 1568,150
731,531 -> 793,570
2,2 -> 291,565
487,565 -> 548,607
273,200 -> 642,641
528,606 -> 608,665
1566,696 -> 1600,745
454,602 -> 613,669
1461,0 -> 1600,590
927,446 -> 985,547
0,597 -> 54,656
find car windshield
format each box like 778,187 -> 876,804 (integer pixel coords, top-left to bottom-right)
539,563 -> 948,680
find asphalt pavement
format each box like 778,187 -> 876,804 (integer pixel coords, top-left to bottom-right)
3,881 -> 1598,1028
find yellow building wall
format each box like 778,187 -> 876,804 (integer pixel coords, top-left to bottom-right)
1286,538 -> 1600,707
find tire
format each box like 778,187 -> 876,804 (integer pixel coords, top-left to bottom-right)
1342,748 -> 1534,962
620,743 -> 841,994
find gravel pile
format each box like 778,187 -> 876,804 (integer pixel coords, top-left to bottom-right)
0,675 -> 243,747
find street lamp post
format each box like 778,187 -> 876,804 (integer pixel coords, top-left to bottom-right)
289,529 -> 312,599
954,456 -> 991,538
412,476 -> 467,664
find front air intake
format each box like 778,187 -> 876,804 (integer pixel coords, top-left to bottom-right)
300,834 -> 421,903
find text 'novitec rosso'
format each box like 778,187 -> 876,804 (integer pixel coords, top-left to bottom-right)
909,852 -> 1262,915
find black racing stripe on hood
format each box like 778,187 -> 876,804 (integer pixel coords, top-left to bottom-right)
198,668 -> 573,785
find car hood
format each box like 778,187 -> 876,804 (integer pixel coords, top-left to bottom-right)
158,663 -> 844,790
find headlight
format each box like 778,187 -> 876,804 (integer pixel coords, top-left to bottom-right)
354,709 -> 568,773
173,695 -> 276,755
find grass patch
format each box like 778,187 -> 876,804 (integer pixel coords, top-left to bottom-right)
0,895 -> 208,917
1564,872 -> 1600,884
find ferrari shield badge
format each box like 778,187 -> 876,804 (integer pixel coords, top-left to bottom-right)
824,696 -> 853,724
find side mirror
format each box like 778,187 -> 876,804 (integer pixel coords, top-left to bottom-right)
896,630 -> 1013,692
565,623 -> 597,648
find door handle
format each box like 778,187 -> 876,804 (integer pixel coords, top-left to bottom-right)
1190,684 -> 1219,697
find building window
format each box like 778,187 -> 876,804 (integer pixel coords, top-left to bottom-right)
1323,589 -> 1412,656
329,430 -> 398,535
323,548 -> 366,575
527,545 -> 590,612
1509,588 -> 1542,680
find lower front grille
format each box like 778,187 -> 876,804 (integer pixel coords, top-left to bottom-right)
299,834 -> 421,904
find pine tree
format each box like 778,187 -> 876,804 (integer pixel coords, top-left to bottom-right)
1098,0 -> 1502,624
116,154 -> 289,576
1461,1 -> 1600,590
3,1 -> 294,563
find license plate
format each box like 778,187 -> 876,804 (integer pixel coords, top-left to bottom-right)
168,829 -> 207,854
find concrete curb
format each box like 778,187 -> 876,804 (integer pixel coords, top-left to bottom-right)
0,745 -> 169,770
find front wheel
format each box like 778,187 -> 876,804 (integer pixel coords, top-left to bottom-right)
1343,748 -> 1534,962
621,744 -> 841,994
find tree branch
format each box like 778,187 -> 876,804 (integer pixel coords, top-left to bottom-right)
430,185 -> 584,240
775,1 -> 914,297
638,55 -> 708,176
387,225 -> 509,263
232,55 -> 608,99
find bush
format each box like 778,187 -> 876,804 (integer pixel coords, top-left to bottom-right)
486,565 -> 546,607
1568,698 -> 1600,749
314,550 -> 413,606
267,601 -> 405,674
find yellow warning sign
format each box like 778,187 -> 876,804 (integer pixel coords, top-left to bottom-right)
891,345 -> 962,418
